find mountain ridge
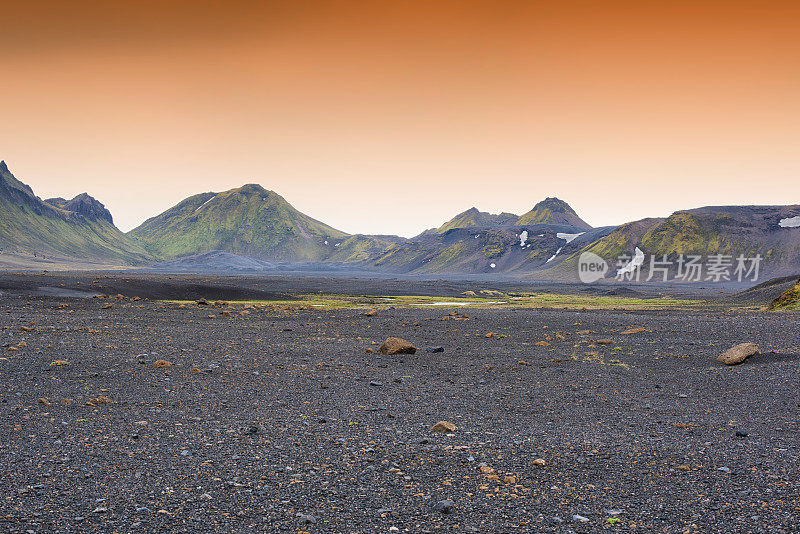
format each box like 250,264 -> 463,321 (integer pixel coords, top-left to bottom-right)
0,162 -> 151,264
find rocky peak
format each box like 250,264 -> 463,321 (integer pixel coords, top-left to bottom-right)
63,193 -> 114,224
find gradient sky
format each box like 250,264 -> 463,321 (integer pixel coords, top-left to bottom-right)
1,0 -> 799,236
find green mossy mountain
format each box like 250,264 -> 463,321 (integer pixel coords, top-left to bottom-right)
129,184 -> 350,261
516,197 -> 591,229
0,161 -> 152,265
554,205 -> 800,280
426,198 -> 589,236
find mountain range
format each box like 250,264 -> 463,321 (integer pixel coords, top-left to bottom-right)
2,160 -> 799,282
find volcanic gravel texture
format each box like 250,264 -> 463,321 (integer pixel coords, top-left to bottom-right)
1,282 -> 799,533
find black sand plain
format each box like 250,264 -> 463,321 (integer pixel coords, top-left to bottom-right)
0,272 -> 798,533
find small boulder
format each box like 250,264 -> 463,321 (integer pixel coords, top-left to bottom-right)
432,499 -> 454,514
424,346 -> 444,353
378,337 -> 416,355
153,360 -> 172,369
716,343 -> 759,365
431,421 -> 457,433
620,326 -> 646,335
363,309 -> 378,316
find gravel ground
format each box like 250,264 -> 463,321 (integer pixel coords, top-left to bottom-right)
1,287 -> 799,533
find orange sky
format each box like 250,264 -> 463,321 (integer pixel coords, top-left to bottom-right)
1,0 -> 799,235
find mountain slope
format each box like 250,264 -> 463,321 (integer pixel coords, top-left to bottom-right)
129,184 -> 350,261
549,205 -> 800,281
517,198 -> 591,229
768,279 -> 800,310
0,161 -> 152,265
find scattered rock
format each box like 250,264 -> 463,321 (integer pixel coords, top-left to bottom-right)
432,499 -> 454,514
596,339 -> 613,345
153,360 -> 172,369
620,327 -> 647,335
378,337 -> 416,355
38,398 -> 51,407
573,514 -> 590,523
717,343 -> 759,365
196,299 -> 209,306
424,346 -> 444,353
532,458 -> 547,467
363,309 -> 378,316
534,340 -> 550,346
296,513 -> 317,524
431,421 -> 457,433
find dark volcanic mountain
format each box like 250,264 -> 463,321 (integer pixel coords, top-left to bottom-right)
129,184 -> 352,262
0,161 -> 151,265
356,197 -> 598,274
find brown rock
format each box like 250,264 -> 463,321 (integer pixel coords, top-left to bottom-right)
363,309 -> 378,316
153,360 -> 172,369
534,341 -> 550,347
532,458 -> 547,467
430,421 -> 457,433
717,343 -> 760,365
87,396 -> 112,406
378,337 -> 416,355
596,339 -> 613,345
620,327 -> 647,335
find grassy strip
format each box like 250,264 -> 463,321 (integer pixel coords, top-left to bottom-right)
162,292 -> 703,311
